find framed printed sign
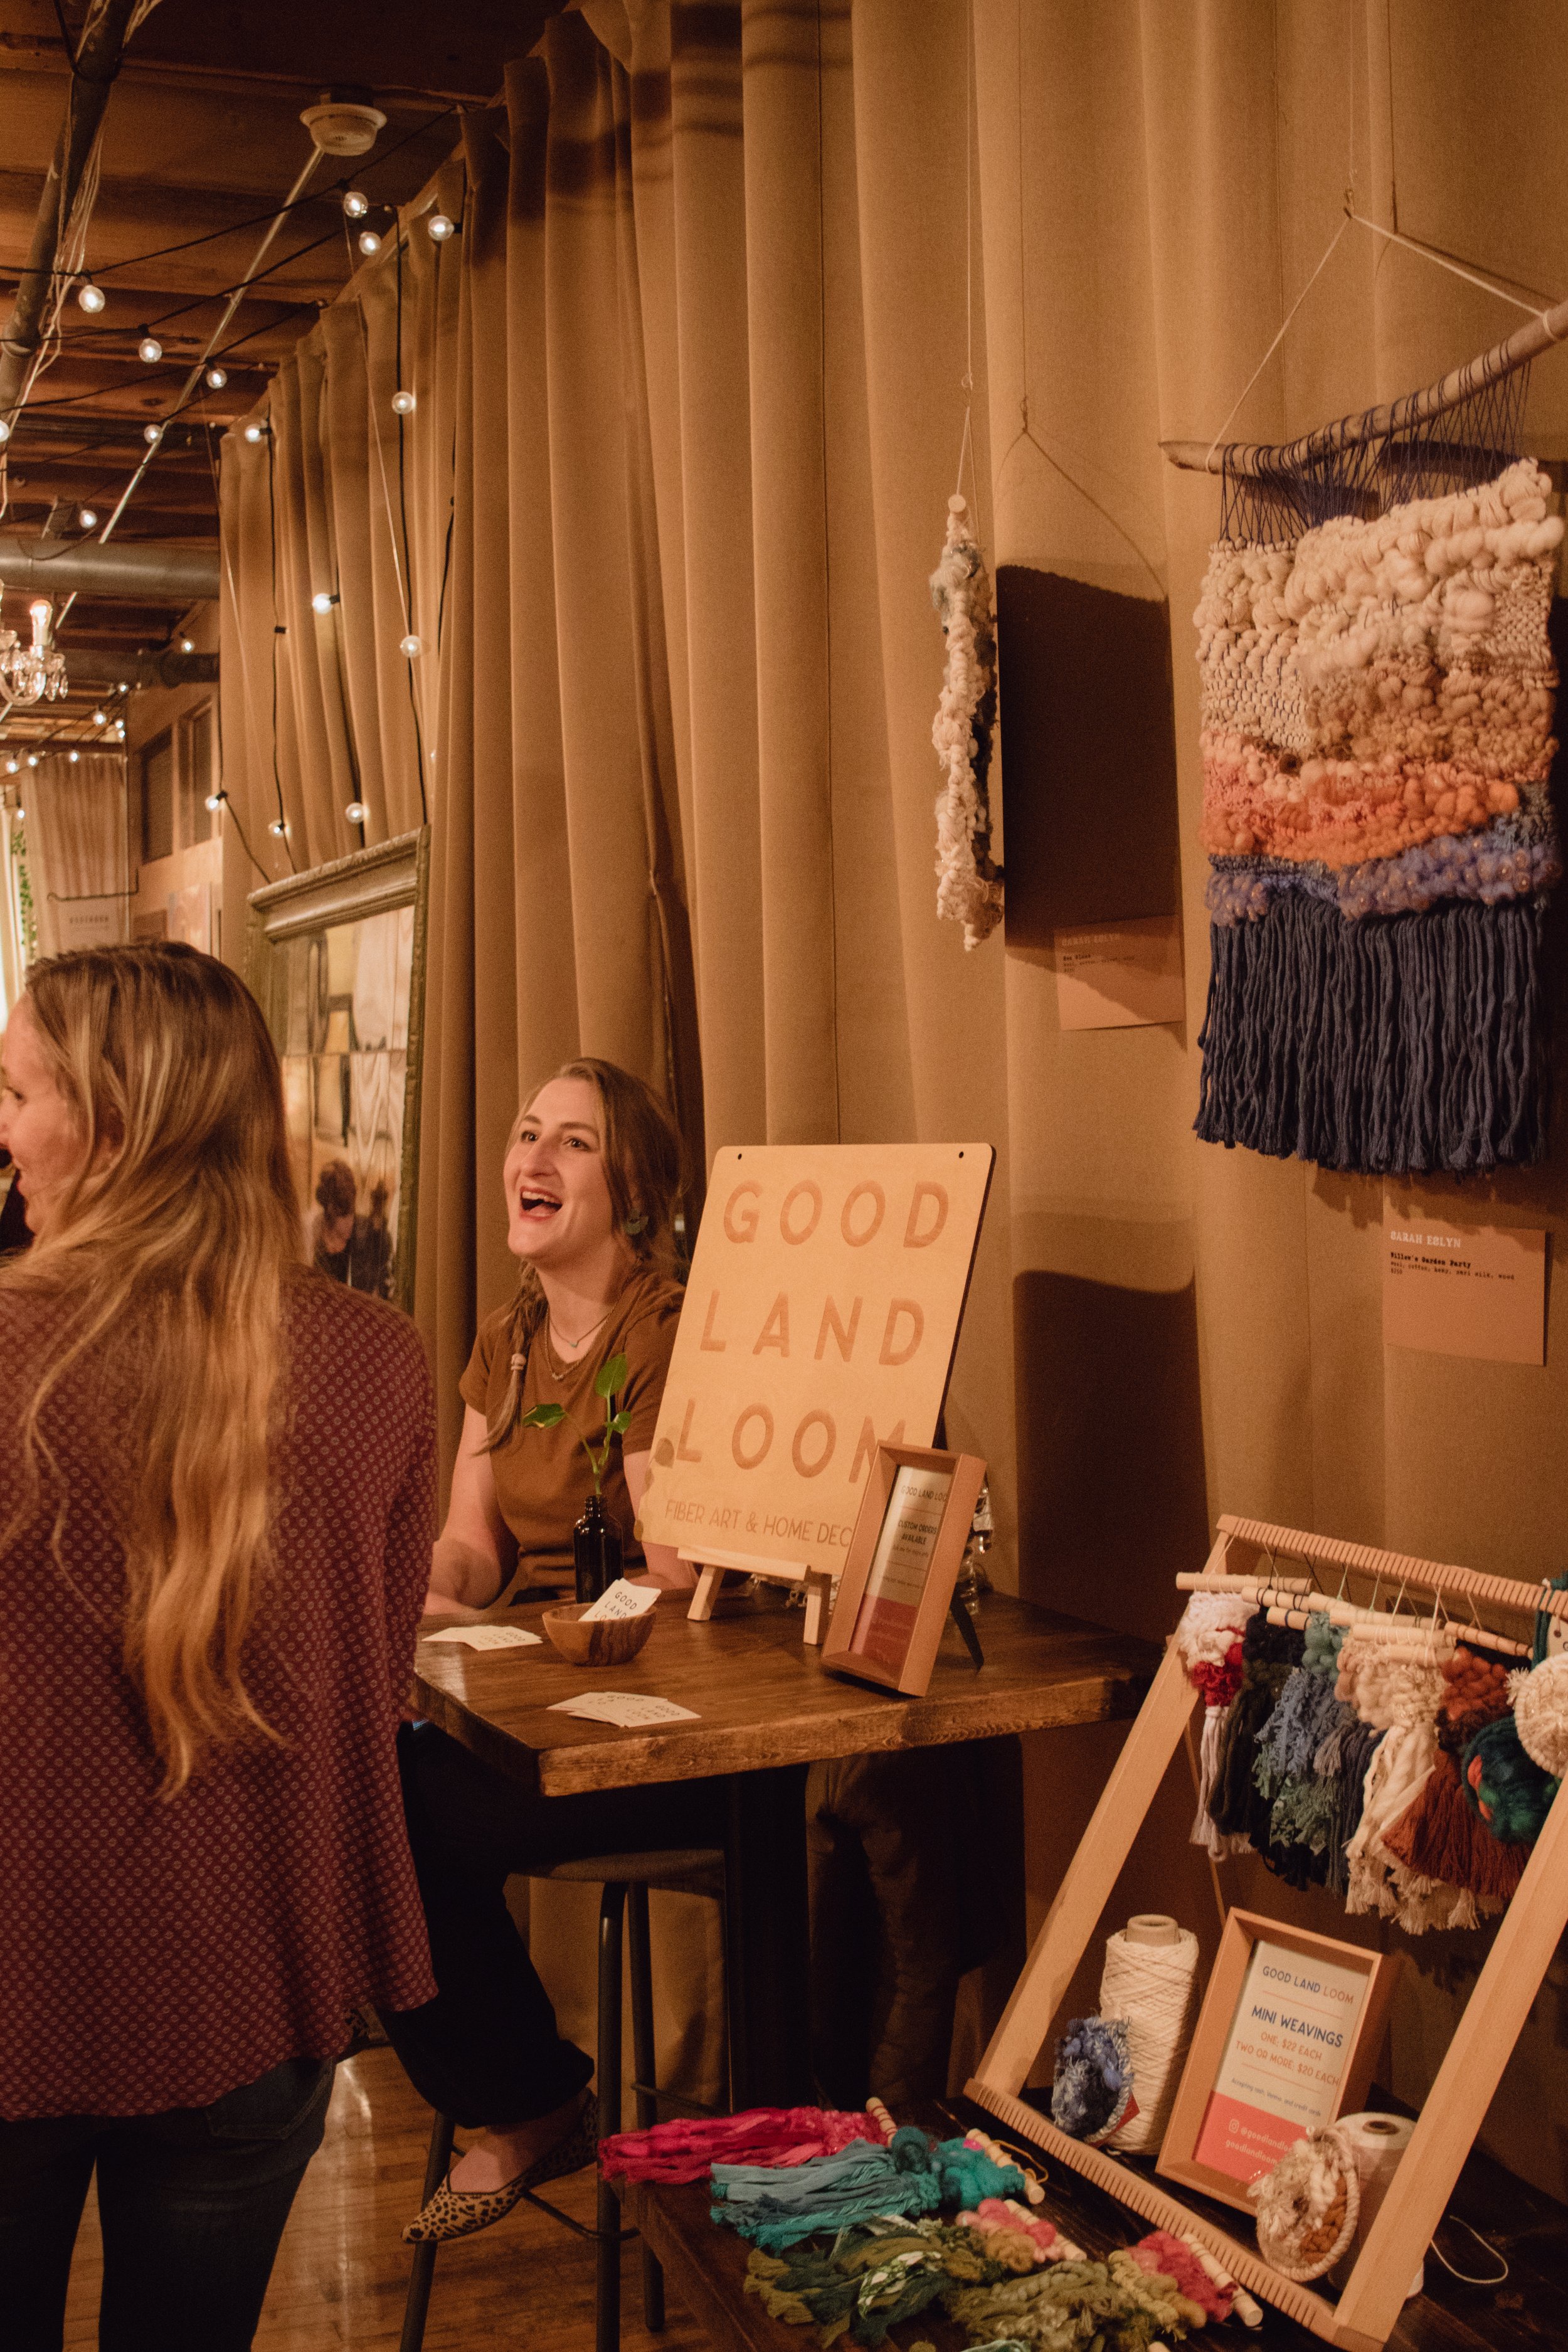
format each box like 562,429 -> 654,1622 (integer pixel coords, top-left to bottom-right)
1157,1910 -> 1397,2215
819,1445 -> 986,1696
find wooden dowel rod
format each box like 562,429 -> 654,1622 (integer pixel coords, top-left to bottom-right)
1216,1515 -> 1567,1620
1160,294 -> 1568,480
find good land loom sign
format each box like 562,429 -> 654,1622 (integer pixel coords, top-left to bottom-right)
638,1143 -> 993,1579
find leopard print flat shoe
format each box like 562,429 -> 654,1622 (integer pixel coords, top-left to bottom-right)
401,2095 -> 598,2245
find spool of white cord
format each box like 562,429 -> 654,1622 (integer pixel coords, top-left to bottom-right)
1328,2112 -> 1422,2299
1098,1914 -> 1200,2152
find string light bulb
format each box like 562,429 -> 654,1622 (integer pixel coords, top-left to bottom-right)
0,421 -> 11,445
143,423 -> 162,445
268,817 -> 289,837
242,420 -> 268,443
179,636 -> 194,652
205,365 -> 227,389
92,708 -> 105,725
400,633 -> 423,657
390,388 -> 415,416
358,230 -> 381,258
77,280 -> 105,314
68,748 -> 79,763
310,591 -> 337,614
342,189 -> 369,220
78,507 -> 97,529
206,790 -> 225,812
4,757 -> 16,774
138,334 -> 162,363
344,799 -> 368,825
26,753 -> 38,767
426,211 -> 455,241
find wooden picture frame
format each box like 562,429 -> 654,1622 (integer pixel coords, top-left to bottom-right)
246,828 -> 430,1315
964,1512 -> 1568,2350
1157,1909 -> 1397,2215
818,1445 -> 985,1696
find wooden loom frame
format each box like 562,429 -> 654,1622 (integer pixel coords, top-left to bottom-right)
967,1513 -> 1568,2352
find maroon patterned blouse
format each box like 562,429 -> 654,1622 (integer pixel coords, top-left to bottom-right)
0,1265 -> 438,2118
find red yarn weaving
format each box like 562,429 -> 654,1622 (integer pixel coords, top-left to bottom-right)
598,2106 -> 886,2184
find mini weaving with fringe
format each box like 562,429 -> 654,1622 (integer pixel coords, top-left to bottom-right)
1192,455 -> 1563,1172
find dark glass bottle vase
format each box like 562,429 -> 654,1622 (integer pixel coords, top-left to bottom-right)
573,1491 -> 623,1605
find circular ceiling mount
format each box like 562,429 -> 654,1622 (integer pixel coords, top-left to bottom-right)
299,99 -> 388,156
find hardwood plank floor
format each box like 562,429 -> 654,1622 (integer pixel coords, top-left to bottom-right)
63,2049 -> 712,2349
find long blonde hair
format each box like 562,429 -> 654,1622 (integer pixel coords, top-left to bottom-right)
488,1057 -> 683,1449
3,944 -> 302,1795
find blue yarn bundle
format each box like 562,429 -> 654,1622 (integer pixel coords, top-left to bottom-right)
710,2126 -> 1026,2252
1049,2016 -> 1133,2142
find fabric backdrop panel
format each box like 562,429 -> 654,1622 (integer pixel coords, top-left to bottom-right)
27,753 -> 129,958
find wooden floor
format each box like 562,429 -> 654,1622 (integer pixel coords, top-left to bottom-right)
63,2048 -> 711,2350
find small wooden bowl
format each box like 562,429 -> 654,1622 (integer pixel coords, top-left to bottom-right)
541,1599 -> 657,1668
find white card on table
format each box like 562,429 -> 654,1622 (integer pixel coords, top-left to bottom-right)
578,1580 -> 661,1623
425,1624 -> 543,1650
547,1692 -> 699,1727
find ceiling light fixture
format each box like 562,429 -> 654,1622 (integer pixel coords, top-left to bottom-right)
0,597 -> 66,706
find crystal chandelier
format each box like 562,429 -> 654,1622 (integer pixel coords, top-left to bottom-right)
0,595 -> 67,706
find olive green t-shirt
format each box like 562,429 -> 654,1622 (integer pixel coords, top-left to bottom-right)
460,1270 -> 684,1601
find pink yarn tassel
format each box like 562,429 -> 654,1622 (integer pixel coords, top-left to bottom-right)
599,2105 -> 887,2185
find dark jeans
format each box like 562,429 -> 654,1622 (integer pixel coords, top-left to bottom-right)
381,1721 -> 727,2130
0,2055 -> 334,2352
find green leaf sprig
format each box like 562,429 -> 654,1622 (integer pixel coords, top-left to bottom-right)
519,1349 -> 631,1495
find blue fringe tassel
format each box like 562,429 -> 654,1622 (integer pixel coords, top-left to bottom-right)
1195,894 -> 1549,1173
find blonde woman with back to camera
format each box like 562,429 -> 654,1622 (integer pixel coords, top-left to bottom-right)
0,944 -> 438,2351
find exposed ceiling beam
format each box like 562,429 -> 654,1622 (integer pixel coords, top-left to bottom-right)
0,171 -> 351,299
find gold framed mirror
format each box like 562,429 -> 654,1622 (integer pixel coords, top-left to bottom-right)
246,829 -> 430,1315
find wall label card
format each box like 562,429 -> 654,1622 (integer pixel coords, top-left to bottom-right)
1382,1205 -> 1546,1365
1053,914 -> 1184,1031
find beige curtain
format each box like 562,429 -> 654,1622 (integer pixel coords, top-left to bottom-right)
26,752 -> 130,958
223,0 -> 1568,2187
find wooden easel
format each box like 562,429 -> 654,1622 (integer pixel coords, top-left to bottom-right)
681,1546 -> 837,1644
966,1514 -> 1568,2352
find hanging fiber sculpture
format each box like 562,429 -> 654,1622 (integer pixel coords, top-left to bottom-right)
1207,1616 -> 1305,1848
930,492 -> 1003,949
1176,1592 -> 1256,1858
1382,1749 -> 1525,1904
1251,1613 -> 1353,1887
1513,1652 -> 1568,1777
1340,1638 -> 1476,1931
1461,1712 -> 1559,1841
1192,400 -> 1563,1172
711,2126 -> 1026,2252
598,2105 -> 889,2185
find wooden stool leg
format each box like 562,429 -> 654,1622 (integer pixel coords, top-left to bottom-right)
627,1886 -> 665,2332
596,1884 -> 627,2352
398,2111 -> 455,2352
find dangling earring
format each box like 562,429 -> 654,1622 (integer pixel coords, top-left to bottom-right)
623,1211 -> 647,1236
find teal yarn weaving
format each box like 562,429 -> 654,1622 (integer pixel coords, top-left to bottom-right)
1461,1714 -> 1559,1843
711,2127 -> 1026,2252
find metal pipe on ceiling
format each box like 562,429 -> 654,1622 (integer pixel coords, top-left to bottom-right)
0,533 -> 218,600
0,0 -> 142,427
62,646 -> 218,688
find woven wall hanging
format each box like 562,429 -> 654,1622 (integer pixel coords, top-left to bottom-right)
1177,357 -> 1565,1174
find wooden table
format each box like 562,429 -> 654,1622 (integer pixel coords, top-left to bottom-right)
622,2092 -> 1568,2352
413,1591 -> 1159,2104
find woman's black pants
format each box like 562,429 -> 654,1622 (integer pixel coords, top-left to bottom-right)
381,1720 -> 726,2129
